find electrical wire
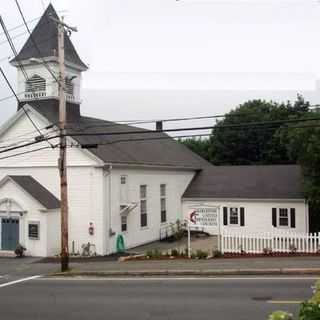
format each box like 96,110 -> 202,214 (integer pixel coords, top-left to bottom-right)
14,0 -> 60,85
0,15 -> 54,147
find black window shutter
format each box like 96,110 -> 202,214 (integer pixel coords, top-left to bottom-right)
223,207 -> 228,226
290,208 -> 296,228
240,207 -> 245,226
272,208 -> 277,227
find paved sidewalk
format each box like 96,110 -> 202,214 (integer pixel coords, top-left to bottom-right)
47,256 -> 320,276
67,256 -> 320,271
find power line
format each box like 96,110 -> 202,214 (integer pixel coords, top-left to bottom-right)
0,119 -> 319,157
62,116 -> 320,139
0,145 -> 56,161
66,106 -> 317,131
14,0 -> 60,85
0,15 -> 54,147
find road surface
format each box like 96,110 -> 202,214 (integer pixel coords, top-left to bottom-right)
0,276 -> 315,320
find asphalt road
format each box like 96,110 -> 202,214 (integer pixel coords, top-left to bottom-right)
0,277 -> 316,320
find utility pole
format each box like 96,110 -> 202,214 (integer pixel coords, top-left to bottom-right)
50,15 -> 77,272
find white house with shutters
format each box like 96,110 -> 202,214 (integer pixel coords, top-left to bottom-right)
0,4 -> 309,256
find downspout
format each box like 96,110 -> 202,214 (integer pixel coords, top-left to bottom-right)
104,164 -> 113,254
305,199 -> 309,233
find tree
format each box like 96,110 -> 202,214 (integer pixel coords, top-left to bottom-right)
284,115 -> 320,231
179,138 -> 211,162
207,95 -> 310,165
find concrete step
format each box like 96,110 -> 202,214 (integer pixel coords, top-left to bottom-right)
0,250 -> 15,257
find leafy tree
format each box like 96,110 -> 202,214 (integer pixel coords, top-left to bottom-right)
179,138 -> 211,162
284,115 -> 320,231
208,96 -> 310,165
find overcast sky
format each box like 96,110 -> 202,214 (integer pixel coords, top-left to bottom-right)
1,0 -> 320,130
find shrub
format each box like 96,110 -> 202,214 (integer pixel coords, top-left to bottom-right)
146,249 -> 162,259
268,311 -> 293,320
196,249 -> 208,259
146,250 -> 154,258
182,247 -> 188,257
299,302 -> 320,320
14,244 -> 26,258
171,248 -> 180,257
190,252 -> 197,259
263,247 -> 272,255
212,250 -> 223,258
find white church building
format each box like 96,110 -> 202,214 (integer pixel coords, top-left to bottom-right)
0,5 -> 308,256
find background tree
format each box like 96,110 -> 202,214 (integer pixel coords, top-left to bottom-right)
179,137 -> 211,162
208,96 -> 310,165
284,116 -> 320,231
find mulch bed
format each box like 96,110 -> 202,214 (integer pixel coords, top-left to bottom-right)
36,252 -> 131,263
35,252 -> 320,263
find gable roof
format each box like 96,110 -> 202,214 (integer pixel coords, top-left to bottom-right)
183,165 -> 304,200
7,175 -> 60,209
10,4 -> 87,70
20,99 -> 210,169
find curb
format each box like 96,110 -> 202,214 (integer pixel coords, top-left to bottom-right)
50,268 -> 320,277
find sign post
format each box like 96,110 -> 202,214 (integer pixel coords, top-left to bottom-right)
187,205 -> 220,257
187,221 -> 191,258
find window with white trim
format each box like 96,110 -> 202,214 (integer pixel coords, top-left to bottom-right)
272,207 -> 296,228
160,184 -> 166,223
28,221 -> 40,240
279,208 -> 289,226
121,215 -> 127,232
229,207 -> 239,225
140,185 -> 147,227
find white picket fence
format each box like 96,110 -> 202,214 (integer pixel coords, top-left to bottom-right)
221,231 -> 320,254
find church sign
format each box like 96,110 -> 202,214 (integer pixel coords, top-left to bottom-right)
189,205 -> 220,228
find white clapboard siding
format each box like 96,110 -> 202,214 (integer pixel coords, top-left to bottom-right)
221,230 -> 320,254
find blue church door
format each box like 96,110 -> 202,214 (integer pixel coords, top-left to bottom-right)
1,218 -> 19,251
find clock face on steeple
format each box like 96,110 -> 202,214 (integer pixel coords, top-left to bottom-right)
10,3 -> 87,104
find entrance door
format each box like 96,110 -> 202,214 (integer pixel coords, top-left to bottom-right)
1,218 -> 19,251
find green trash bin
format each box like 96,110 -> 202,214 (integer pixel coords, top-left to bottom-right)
116,234 -> 125,253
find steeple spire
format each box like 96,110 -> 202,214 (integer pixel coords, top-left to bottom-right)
11,4 -> 87,105
10,3 -> 87,71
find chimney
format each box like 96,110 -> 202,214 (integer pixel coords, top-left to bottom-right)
156,121 -> 163,131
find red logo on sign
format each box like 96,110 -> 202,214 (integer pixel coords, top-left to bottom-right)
190,211 -> 198,224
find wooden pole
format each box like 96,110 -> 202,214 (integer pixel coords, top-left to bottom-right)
58,17 -> 69,272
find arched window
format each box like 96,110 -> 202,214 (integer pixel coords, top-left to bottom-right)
25,74 -> 46,93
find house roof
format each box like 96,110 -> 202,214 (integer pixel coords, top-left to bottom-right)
20,99 -> 210,169
10,4 -> 87,70
7,175 -> 60,209
183,165 -> 304,199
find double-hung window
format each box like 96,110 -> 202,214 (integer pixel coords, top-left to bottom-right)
160,184 -> 166,223
140,185 -> 147,227
229,207 -> 239,225
121,215 -> 127,232
223,207 -> 245,227
279,208 -> 289,227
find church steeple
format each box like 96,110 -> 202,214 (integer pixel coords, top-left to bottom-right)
10,4 -> 87,104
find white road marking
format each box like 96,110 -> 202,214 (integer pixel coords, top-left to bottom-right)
0,275 -> 41,288
38,276 -> 319,281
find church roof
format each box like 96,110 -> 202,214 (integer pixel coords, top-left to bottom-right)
21,99 -> 210,169
7,175 -> 60,209
183,164 -> 304,199
11,4 -> 87,70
